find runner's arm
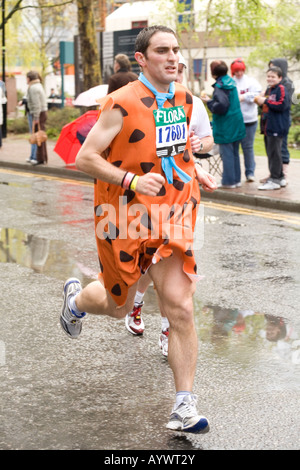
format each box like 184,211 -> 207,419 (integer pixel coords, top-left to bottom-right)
76,108 -> 165,196
194,164 -> 218,193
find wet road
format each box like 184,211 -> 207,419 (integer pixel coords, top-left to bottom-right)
0,169 -> 299,450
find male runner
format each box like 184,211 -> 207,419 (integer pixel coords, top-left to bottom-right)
60,25 -> 217,434
125,52 -> 214,358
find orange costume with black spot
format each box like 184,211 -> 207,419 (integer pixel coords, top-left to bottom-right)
94,80 -> 201,306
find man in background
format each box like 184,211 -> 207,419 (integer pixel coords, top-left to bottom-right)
107,54 -> 138,93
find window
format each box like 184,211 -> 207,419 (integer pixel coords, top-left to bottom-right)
194,59 -> 207,80
131,21 -> 148,29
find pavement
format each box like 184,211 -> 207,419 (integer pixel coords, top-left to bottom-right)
0,134 -> 300,213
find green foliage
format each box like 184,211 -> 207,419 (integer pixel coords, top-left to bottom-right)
7,116 -> 29,134
291,100 -> 300,125
46,107 -> 80,138
8,106 -> 81,138
247,0 -> 300,65
289,126 -> 300,147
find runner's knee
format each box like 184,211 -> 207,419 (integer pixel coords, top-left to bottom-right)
163,295 -> 194,327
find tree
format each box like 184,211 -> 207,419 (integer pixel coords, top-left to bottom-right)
76,0 -> 101,90
16,0 -> 77,82
1,0 -> 77,83
247,0 -> 300,66
154,0 -> 292,93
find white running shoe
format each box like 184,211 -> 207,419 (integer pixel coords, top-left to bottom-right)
280,178 -> 287,187
166,394 -> 210,434
60,278 -> 86,339
258,180 -> 281,190
159,329 -> 169,357
218,183 -> 237,189
125,302 -> 145,335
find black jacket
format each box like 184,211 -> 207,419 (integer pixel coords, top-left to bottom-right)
107,69 -> 138,94
260,81 -> 290,137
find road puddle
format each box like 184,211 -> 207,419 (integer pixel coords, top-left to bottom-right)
194,301 -> 300,369
0,226 -> 98,284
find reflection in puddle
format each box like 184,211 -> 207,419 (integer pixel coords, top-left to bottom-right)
195,303 -> 300,366
0,227 -> 98,284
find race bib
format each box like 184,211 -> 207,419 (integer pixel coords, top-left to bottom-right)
153,106 -> 187,158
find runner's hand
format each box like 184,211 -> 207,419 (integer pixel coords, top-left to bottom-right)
195,165 -> 218,192
190,131 -> 202,153
135,173 -> 165,196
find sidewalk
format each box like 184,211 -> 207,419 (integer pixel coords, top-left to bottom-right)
0,135 -> 299,213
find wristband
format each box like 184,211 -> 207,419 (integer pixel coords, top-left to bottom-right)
129,174 -> 139,191
121,171 -> 135,190
194,158 -> 202,167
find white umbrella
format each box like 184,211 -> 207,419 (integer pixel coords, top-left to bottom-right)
74,84 -> 109,107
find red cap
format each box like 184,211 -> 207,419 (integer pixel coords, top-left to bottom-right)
231,59 -> 246,75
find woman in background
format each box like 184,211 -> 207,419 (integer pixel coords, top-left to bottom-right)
26,71 -> 48,165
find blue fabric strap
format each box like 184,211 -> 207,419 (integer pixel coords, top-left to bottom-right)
138,73 -> 191,184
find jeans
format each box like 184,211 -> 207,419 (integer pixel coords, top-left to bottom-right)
219,141 -> 241,186
240,121 -> 257,178
27,113 -> 37,161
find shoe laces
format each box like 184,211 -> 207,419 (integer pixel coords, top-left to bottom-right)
176,395 -> 198,418
130,303 -> 143,323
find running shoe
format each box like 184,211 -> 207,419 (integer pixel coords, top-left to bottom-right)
159,328 -> 169,357
166,394 -> 210,434
125,302 -> 144,335
60,278 -> 86,339
258,180 -> 281,190
246,175 -> 255,182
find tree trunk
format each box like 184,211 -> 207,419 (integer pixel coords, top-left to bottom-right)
76,0 -> 101,90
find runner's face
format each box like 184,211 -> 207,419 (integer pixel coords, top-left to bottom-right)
135,32 -> 179,91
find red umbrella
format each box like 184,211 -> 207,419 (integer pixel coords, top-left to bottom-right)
54,110 -> 99,164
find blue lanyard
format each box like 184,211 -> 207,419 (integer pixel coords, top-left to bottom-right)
138,73 -> 191,184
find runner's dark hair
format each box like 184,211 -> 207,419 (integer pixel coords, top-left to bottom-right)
135,25 -> 176,55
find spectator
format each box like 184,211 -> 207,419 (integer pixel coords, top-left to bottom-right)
48,88 -> 59,99
267,58 -> 294,183
107,54 -> 138,93
201,60 -> 245,188
26,71 -> 48,165
231,58 -> 262,182
48,88 -> 60,110
18,94 -> 37,163
255,66 -> 290,190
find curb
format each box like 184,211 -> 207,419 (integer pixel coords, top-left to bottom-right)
201,187 -> 300,213
1,160 -> 300,214
0,160 -> 94,183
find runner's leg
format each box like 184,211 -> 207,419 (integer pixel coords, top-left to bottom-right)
75,279 -> 138,319
148,249 -> 197,392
